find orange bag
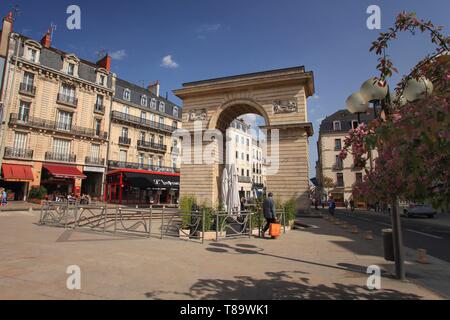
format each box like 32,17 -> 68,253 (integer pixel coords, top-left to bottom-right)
269,223 -> 281,238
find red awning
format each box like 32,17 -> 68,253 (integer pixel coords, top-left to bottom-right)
43,164 -> 86,180
2,164 -> 34,182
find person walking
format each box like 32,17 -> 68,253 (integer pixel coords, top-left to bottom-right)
328,198 -> 336,216
350,199 -> 355,212
1,188 -> 8,206
262,193 -> 277,238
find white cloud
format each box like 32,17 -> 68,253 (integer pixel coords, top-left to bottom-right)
312,94 -> 320,99
109,50 -> 127,60
197,23 -> 222,33
161,55 -> 179,69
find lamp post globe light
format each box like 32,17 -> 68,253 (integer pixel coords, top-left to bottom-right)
403,76 -> 434,102
360,77 -> 389,101
389,92 -> 407,107
346,92 -> 369,122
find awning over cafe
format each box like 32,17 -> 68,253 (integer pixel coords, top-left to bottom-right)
43,164 -> 86,180
122,171 -> 180,190
1,164 -> 34,182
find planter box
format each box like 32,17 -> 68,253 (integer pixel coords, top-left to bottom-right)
179,229 -> 191,240
28,199 -> 44,205
197,231 -> 226,241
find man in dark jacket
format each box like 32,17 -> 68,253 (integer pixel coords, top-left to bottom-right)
262,193 -> 277,238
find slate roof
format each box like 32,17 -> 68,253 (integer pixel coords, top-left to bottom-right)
319,109 -> 375,134
114,78 -> 182,121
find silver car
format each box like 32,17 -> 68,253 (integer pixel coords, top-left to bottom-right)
403,204 -> 436,218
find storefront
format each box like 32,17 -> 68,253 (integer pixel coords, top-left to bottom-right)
40,164 -> 86,197
1,164 -> 34,201
105,169 -> 180,205
81,166 -> 105,200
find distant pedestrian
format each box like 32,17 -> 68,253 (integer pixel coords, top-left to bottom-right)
328,198 -> 336,216
262,193 -> 277,238
314,198 -> 318,210
1,188 -> 8,206
350,200 -> 355,212
344,200 -> 349,209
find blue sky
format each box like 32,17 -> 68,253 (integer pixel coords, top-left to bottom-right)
3,0 -> 449,178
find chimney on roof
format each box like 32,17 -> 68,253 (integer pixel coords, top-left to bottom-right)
40,29 -> 51,48
96,54 -> 111,72
0,12 -> 14,58
148,81 -> 160,97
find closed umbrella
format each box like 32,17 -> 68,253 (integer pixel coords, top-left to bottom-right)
228,164 -> 241,216
221,167 -> 229,212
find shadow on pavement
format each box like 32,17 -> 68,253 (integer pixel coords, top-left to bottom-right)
144,270 -> 424,300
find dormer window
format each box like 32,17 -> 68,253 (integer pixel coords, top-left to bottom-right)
62,54 -> 79,77
99,75 -> 106,86
123,89 -> 131,101
150,98 -> 157,110
159,101 -> 165,113
141,95 -> 147,106
333,121 -> 341,131
173,106 -> 179,117
67,63 -> 75,76
28,48 -> 38,62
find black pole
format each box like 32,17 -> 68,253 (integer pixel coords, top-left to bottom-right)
391,200 -> 405,280
357,112 -> 361,124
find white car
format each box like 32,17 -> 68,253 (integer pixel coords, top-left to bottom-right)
402,203 -> 436,219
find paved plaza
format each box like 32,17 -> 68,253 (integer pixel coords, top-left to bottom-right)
0,210 -> 447,300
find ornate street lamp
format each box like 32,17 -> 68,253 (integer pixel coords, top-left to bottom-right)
360,77 -> 388,118
346,92 -> 369,123
403,76 -> 434,102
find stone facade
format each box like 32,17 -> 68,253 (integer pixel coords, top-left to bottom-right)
174,66 -> 314,212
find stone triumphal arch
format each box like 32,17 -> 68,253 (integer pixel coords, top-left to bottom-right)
173,66 -> 315,212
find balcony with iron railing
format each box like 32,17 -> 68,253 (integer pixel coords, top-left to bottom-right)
85,157 -> 105,166
4,147 -> 34,160
332,162 -> 344,171
94,103 -> 105,114
57,93 -> 78,108
19,82 -> 36,96
118,136 -> 131,145
9,114 -> 108,140
111,111 -> 177,133
45,152 -> 76,163
108,160 -> 180,174
238,176 -> 252,184
137,140 -> 167,153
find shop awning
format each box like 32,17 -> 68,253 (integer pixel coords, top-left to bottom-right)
123,171 -> 180,190
2,164 -> 34,182
43,164 -> 86,179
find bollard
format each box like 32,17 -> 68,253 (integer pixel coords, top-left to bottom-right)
365,230 -> 374,240
351,226 -> 359,234
417,249 -> 428,264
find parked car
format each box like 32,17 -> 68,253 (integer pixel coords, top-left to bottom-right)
401,202 -> 437,218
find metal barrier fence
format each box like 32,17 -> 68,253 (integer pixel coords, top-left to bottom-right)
38,203 -> 287,243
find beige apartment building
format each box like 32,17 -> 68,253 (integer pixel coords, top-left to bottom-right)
316,109 -> 375,206
226,118 -> 267,199
0,16 -> 112,200
105,78 -> 182,205
0,13 -> 182,203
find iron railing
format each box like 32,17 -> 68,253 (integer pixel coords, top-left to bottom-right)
238,176 -> 252,183
19,82 -> 36,96
45,152 -> 76,163
9,113 -> 108,140
333,163 -> 344,171
4,147 -> 33,160
137,140 -> 167,152
85,157 -> 105,166
118,136 -> 131,145
111,111 -> 177,133
108,160 -> 180,173
57,93 -> 78,107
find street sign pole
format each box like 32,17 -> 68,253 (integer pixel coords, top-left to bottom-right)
391,200 -> 405,280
